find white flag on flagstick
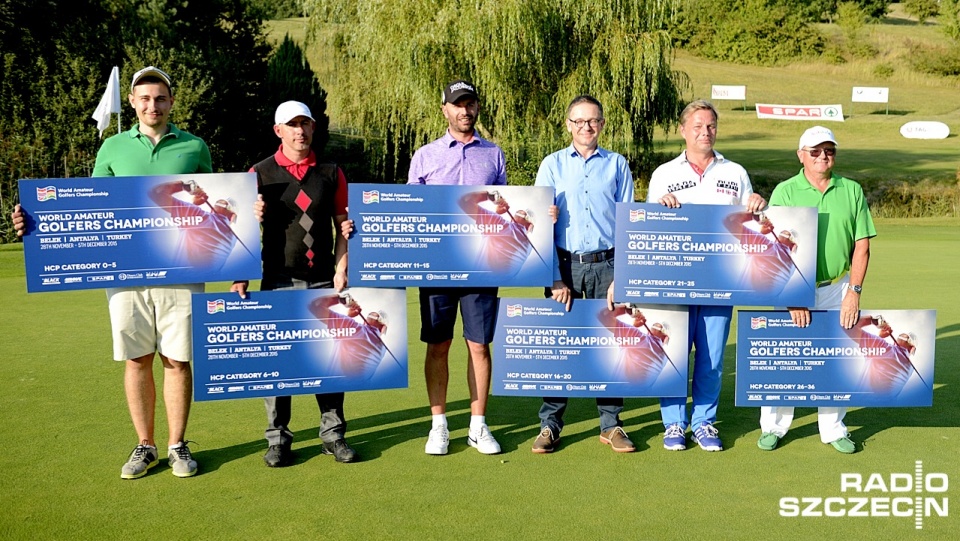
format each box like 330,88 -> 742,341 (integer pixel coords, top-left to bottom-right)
91,66 -> 121,138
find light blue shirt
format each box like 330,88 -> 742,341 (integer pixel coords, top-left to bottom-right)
535,145 -> 634,280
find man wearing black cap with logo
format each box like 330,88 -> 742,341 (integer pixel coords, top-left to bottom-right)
232,100 -> 357,467
12,66 -> 211,480
409,80 -> 506,456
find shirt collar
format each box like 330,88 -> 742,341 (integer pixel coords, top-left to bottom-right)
680,149 -> 723,163
128,123 -> 180,140
443,130 -> 481,147
567,144 -> 607,160
273,145 -> 317,167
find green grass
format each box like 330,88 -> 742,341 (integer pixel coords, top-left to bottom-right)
1,218 -> 958,540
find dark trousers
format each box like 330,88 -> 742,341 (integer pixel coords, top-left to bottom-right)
539,252 -> 623,434
261,275 -> 346,446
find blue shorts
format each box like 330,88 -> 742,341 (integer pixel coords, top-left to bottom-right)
418,287 -> 498,344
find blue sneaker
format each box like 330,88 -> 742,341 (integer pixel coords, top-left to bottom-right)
663,423 -> 686,451
692,422 -> 722,451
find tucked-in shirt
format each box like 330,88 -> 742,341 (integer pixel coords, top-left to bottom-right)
166,198 -> 237,270
647,150 -> 752,205
93,123 -> 212,177
735,225 -> 795,295
325,312 -> 386,380
535,145 -> 633,280
408,131 -> 506,186
472,206 -> 533,276
770,170 -> 876,282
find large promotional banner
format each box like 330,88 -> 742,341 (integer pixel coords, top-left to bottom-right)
348,184 -> 554,287
192,287 -> 407,401
736,310 -> 936,407
613,203 -> 817,307
19,174 -> 261,292
492,298 -> 689,398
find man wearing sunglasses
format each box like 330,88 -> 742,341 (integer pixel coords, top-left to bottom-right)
757,125 -> 876,454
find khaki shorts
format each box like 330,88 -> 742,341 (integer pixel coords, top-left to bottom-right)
106,284 -> 204,361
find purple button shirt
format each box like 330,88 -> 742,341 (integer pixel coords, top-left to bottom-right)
408,130 -> 507,186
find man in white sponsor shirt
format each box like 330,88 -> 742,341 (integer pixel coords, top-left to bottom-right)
644,99 -> 766,452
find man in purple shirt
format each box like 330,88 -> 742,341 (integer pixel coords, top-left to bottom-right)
409,80 -> 506,456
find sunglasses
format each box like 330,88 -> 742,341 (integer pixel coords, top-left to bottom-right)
802,147 -> 836,158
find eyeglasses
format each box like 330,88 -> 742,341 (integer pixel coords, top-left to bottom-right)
568,118 -> 603,129
802,147 -> 836,158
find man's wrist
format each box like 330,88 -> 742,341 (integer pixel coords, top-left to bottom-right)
847,284 -> 862,295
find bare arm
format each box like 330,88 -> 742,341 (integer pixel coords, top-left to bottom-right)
840,237 -> 870,329
333,213 -> 349,291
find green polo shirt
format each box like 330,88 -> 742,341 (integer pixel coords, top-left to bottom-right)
92,123 -> 212,177
770,169 -> 876,282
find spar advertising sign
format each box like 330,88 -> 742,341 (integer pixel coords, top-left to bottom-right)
756,104 -> 844,122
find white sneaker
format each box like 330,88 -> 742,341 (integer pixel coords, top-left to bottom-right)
467,424 -> 501,455
425,426 -> 449,455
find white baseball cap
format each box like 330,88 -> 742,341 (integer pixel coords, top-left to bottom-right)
798,126 -> 838,149
275,101 -> 315,125
131,66 -> 172,92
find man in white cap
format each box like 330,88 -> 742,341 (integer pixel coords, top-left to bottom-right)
232,100 -> 357,466
12,66 -> 211,479
757,125 -> 876,454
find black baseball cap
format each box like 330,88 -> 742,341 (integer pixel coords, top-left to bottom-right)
442,80 -> 479,105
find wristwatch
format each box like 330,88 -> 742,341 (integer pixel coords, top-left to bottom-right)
848,284 -> 862,294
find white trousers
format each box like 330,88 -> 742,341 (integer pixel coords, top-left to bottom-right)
759,277 -> 850,443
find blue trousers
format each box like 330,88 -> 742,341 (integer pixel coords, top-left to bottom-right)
660,304 -> 731,429
539,253 -> 623,434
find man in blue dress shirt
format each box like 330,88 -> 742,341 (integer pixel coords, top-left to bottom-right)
531,95 -> 636,454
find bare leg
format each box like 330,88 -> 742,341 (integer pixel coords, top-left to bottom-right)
160,354 -> 192,446
124,354 -> 156,446
466,339 -> 491,416
425,340 -> 452,415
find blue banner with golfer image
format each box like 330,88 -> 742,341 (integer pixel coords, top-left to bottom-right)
191,287 -> 408,401
736,309 -> 936,407
492,298 -> 689,398
612,203 -> 817,307
18,173 -> 262,292
347,183 -> 555,287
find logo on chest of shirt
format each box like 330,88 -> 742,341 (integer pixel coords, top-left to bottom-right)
716,179 -> 740,194
667,180 -> 698,193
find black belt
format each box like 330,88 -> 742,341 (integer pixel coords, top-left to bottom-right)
558,248 -> 615,264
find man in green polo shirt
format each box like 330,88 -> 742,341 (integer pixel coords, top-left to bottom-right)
757,126 -> 876,454
13,66 -> 211,479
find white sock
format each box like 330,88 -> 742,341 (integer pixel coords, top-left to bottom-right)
470,415 -> 485,431
432,414 -> 447,429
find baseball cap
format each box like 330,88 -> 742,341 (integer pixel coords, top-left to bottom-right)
368,310 -> 387,325
442,80 -> 479,105
131,66 -> 172,92
798,126 -> 838,149
275,101 -> 315,125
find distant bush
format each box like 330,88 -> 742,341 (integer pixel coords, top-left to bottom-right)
902,0 -> 940,24
870,180 -> 960,218
872,63 -> 895,78
907,41 -> 960,76
672,0 -> 825,66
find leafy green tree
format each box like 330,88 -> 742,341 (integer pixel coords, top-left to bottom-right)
941,0 -> 960,42
902,0 -> 940,24
263,34 -> 330,156
306,0 -> 687,183
672,0 -> 825,66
